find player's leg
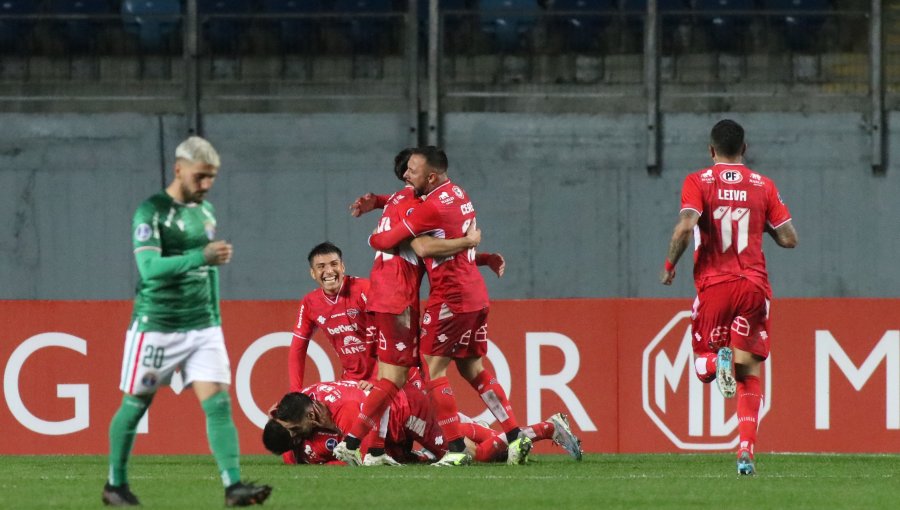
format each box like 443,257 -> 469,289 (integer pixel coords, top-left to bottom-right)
105,325 -> 169,506
187,327 -> 271,506
691,288 -> 738,397
457,356 -> 522,443
730,283 -> 771,476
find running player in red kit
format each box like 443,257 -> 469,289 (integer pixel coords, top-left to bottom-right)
660,120 -> 798,475
346,146 -> 530,467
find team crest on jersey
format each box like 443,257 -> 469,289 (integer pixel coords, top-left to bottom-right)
452,186 -> 464,198
317,316 -> 326,325
204,221 -> 216,240
719,169 -> 743,184
422,312 -> 431,325
347,308 -> 359,319
134,223 -> 153,242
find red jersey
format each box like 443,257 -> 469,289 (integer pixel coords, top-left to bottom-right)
292,430 -> 342,465
680,163 -> 791,295
370,180 -> 488,313
367,186 -> 425,314
289,277 -> 376,392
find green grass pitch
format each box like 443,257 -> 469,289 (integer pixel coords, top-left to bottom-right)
1,453 -> 898,509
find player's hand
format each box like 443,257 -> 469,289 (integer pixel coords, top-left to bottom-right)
486,253 -> 505,278
464,223 -> 482,247
357,380 -> 374,392
350,193 -> 378,217
203,240 -> 233,266
660,268 -> 676,285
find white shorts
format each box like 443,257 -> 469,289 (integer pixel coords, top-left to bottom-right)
118,322 -> 232,396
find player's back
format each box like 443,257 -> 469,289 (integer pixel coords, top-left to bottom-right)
681,163 -> 791,294
368,186 -> 423,314
413,181 -> 488,313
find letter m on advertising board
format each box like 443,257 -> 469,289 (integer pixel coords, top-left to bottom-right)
641,312 -> 771,450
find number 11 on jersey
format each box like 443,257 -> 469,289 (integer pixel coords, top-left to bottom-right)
713,206 -> 750,254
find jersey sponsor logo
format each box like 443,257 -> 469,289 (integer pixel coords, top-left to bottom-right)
438,191 -> 454,205
700,169 -> 715,183
437,334 -> 448,343
346,308 -> 359,319
326,323 -> 358,336
460,202 -> 474,215
396,342 -> 407,352
749,173 -> 763,186
134,223 -> 153,242
342,335 -> 362,346
777,192 -> 785,204
719,169 -> 743,184
297,305 -> 305,329
452,186 -> 464,198
717,189 -> 747,201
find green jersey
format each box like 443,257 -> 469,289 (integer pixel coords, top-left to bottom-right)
130,191 -> 221,332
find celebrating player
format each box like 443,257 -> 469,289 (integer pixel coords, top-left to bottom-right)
660,120 -> 798,475
103,136 -> 271,507
336,146 -> 528,467
262,380 -> 582,465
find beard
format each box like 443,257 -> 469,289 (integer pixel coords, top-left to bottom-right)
182,183 -> 204,203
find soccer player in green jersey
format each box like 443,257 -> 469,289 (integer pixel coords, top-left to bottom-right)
102,136 -> 272,507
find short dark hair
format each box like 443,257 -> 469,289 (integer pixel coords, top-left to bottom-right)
710,120 -> 745,158
394,148 -> 414,181
307,242 -> 342,266
262,419 -> 293,455
273,392 -> 314,421
412,146 -> 449,174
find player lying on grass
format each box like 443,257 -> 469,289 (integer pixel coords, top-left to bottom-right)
262,378 -> 582,465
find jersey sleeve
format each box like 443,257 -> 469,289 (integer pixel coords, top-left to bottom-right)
680,174 -> 703,215
401,200 -> 443,237
131,201 -> 206,279
289,299 -> 315,392
765,180 -> 792,228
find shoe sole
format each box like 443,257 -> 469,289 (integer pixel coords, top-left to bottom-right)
549,413 -> 583,461
506,437 -> 533,465
716,348 -> 737,399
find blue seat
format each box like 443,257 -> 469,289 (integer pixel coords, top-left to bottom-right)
122,0 -> 183,52
261,0 -> 325,53
479,0 -> 540,52
332,0 -> 395,53
695,0 -> 755,52
550,0 -> 617,52
763,0 -> 830,51
0,0 -> 38,53
48,0 -> 115,53
198,0 -> 253,54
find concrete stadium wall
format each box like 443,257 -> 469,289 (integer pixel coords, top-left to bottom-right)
1,112 -> 897,300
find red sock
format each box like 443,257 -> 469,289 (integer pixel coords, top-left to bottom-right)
348,378 -> 399,441
694,353 -> 718,383
475,435 -> 507,463
736,375 -> 762,457
460,421 -> 495,443
468,370 -> 519,433
426,377 -> 463,443
522,421 -> 553,442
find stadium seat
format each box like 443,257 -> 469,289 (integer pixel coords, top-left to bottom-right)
332,0 -> 395,53
198,0 -> 254,54
0,0 -> 38,53
260,0 -> 325,53
121,0 -> 183,52
48,0 -> 115,53
479,0 -> 540,52
763,0 -> 830,52
549,0 -> 617,52
695,0 -> 755,53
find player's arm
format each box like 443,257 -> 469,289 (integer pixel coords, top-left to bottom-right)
766,220 -> 798,249
410,222 -> 481,258
289,302 -> 315,392
660,209 -> 700,285
476,252 -> 505,278
350,193 -> 390,217
369,201 -> 440,251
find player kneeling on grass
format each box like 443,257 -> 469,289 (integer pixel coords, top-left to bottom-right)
261,381 -> 583,465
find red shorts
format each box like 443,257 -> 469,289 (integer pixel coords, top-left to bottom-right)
420,303 -> 489,359
692,278 -> 771,360
369,309 -> 419,367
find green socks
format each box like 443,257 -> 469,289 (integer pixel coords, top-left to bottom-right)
201,391 -> 242,487
108,394 -> 151,486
